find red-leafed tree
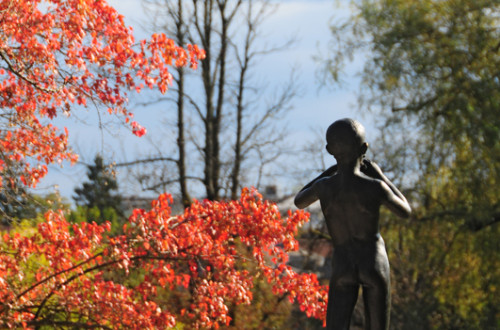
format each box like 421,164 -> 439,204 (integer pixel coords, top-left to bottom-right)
0,0 -> 327,328
0,188 -> 327,328
0,0 -> 203,192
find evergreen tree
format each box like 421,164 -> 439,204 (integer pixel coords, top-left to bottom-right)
73,155 -> 123,225
0,163 -> 42,224
0,173 -> 34,224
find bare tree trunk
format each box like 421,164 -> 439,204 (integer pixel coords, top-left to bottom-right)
212,0 -> 228,201
195,0 -> 218,200
175,0 -> 191,207
231,74 -> 244,200
230,5 -> 250,200
132,0 -> 296,201
198,0 -> 241,200
230,1 -> 295,199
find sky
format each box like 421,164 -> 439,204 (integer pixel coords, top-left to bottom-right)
37,0 -> 367,202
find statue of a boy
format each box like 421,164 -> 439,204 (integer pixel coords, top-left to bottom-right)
294,118 -> 411,330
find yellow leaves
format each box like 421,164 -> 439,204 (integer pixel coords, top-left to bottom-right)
386,213 -> 499,328
383,74 -> 399,90
435,236 -> 489,320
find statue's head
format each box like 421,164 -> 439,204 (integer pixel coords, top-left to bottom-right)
326,118 -> 368,161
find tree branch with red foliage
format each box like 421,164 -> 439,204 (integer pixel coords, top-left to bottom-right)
0,1 -> 326,328
0,0 -> 204,189
1,188 -> 327,329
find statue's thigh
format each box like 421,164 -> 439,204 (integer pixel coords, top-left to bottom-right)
327,283 -> 359,330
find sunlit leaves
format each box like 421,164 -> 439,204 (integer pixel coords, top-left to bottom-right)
0,0 -> 204,188
0,188 -> 327,329
326,1 -> 500,327
328,0 -> 500,147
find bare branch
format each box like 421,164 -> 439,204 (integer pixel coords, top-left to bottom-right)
0,50 -> 61,93
114,157 -> 178,167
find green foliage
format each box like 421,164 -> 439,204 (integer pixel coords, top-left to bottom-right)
384,213 -> 500,329
0,177 -> 71,225
327,0 -> 500,164
68,205 -> 121,234
73,155 -> 122,212
325,0 -> 500,327
0,176 -> 30,224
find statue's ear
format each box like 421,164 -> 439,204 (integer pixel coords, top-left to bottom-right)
360,142 -> 368,155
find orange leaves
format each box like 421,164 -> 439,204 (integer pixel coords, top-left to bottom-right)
111,187 -> 325,327
0,189 -> 326,328
187,44 -> 204,70
131,121 -> 147,137
0,0 -> 204,190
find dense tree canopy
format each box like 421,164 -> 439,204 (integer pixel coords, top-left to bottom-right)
328,0 -> 500,227
324,0 -> 500,327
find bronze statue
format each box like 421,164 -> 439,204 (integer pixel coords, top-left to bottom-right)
295,118 -> 411,330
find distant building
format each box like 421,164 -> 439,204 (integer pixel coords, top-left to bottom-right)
263,185 -> 278,201
121,195 -> 184,216
288,237 -> 333,280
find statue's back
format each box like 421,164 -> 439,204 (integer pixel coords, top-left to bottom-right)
316,173 -> 384,247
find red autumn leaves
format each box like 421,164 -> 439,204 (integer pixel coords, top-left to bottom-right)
1,188 -> 327,329
0,0 -> 204,189
1,1 -> 327,328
